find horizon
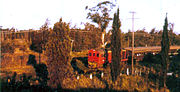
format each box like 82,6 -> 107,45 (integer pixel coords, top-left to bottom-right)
0,0 -> 180,34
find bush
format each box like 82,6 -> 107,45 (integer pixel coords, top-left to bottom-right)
62,74 -> 106,89
1,39 -> 30,53
112,75 -> 147,91
1,40 -> 15,53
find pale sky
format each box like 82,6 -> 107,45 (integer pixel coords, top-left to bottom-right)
0,0 -> 180,34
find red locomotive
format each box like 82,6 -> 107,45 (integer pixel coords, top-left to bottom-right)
88,49 -> 128,68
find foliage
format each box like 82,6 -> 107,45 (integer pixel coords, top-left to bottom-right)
160,15 -> 170,88
69,23 -> 101,51
86,1 -> 115,32
139,16 -> 172,89
1,39 -> 30,53
110,8 -> 122,82
139,53 -> 162,88
30,19 -> 50,53
86,1 -> 115,46
45,18 -> 73,88
121,28 -> 180,48
140,53 -> 161,71
27,54 -> 49,86
167,76 -> 180,92
112,75 -> 148,91
127,56 -> 136,66
84,23 -> 102,48
62,75 -> 106,89
1,72 -> 53,92
1,40 -> 15,53
62,69 -> 151,92
169,51 -> 180,75
167,51 -> 180,91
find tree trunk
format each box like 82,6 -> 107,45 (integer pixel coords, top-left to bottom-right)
98,23 -> 101,30
98,23 -> 106,48
163,70 -> 167,89
163,63 -> 168,89
101,31 -> 105,47
39,53 -> 41,64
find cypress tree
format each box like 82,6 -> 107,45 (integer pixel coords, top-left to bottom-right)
160,14 -> 170,88
111,8 -> 121,82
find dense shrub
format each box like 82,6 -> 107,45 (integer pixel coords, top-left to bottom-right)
1,39 -> 30,53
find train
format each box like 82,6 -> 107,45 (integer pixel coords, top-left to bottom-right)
87,46 -> 180,68
88,48 -> 129,68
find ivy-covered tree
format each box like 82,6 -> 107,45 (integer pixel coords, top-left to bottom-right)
45,18 -> 73,88
160,15 -> 170,88
111,8 -> 121,82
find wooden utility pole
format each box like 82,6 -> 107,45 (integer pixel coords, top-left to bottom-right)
0,26 -> 2,64
130,11 -> 136,75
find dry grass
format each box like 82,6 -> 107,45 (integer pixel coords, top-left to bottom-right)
0,66 -> 35,77
1,39 -> 47,79
62,74 -> 106,90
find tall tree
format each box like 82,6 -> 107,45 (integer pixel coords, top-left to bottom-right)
40,18 -> 50,50
45,18 -> 72,88
30,19 -> 50,63
30,19 -> 50,53
160,14 -> 170,88
111,8 -> 121,82
86,1 -> 115,47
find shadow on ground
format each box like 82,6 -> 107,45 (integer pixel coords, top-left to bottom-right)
71,57 -> 88,74
2,86 -> 130,92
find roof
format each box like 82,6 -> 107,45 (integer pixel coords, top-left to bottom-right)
89,48 -> 105,54
125,46 -> 180,53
